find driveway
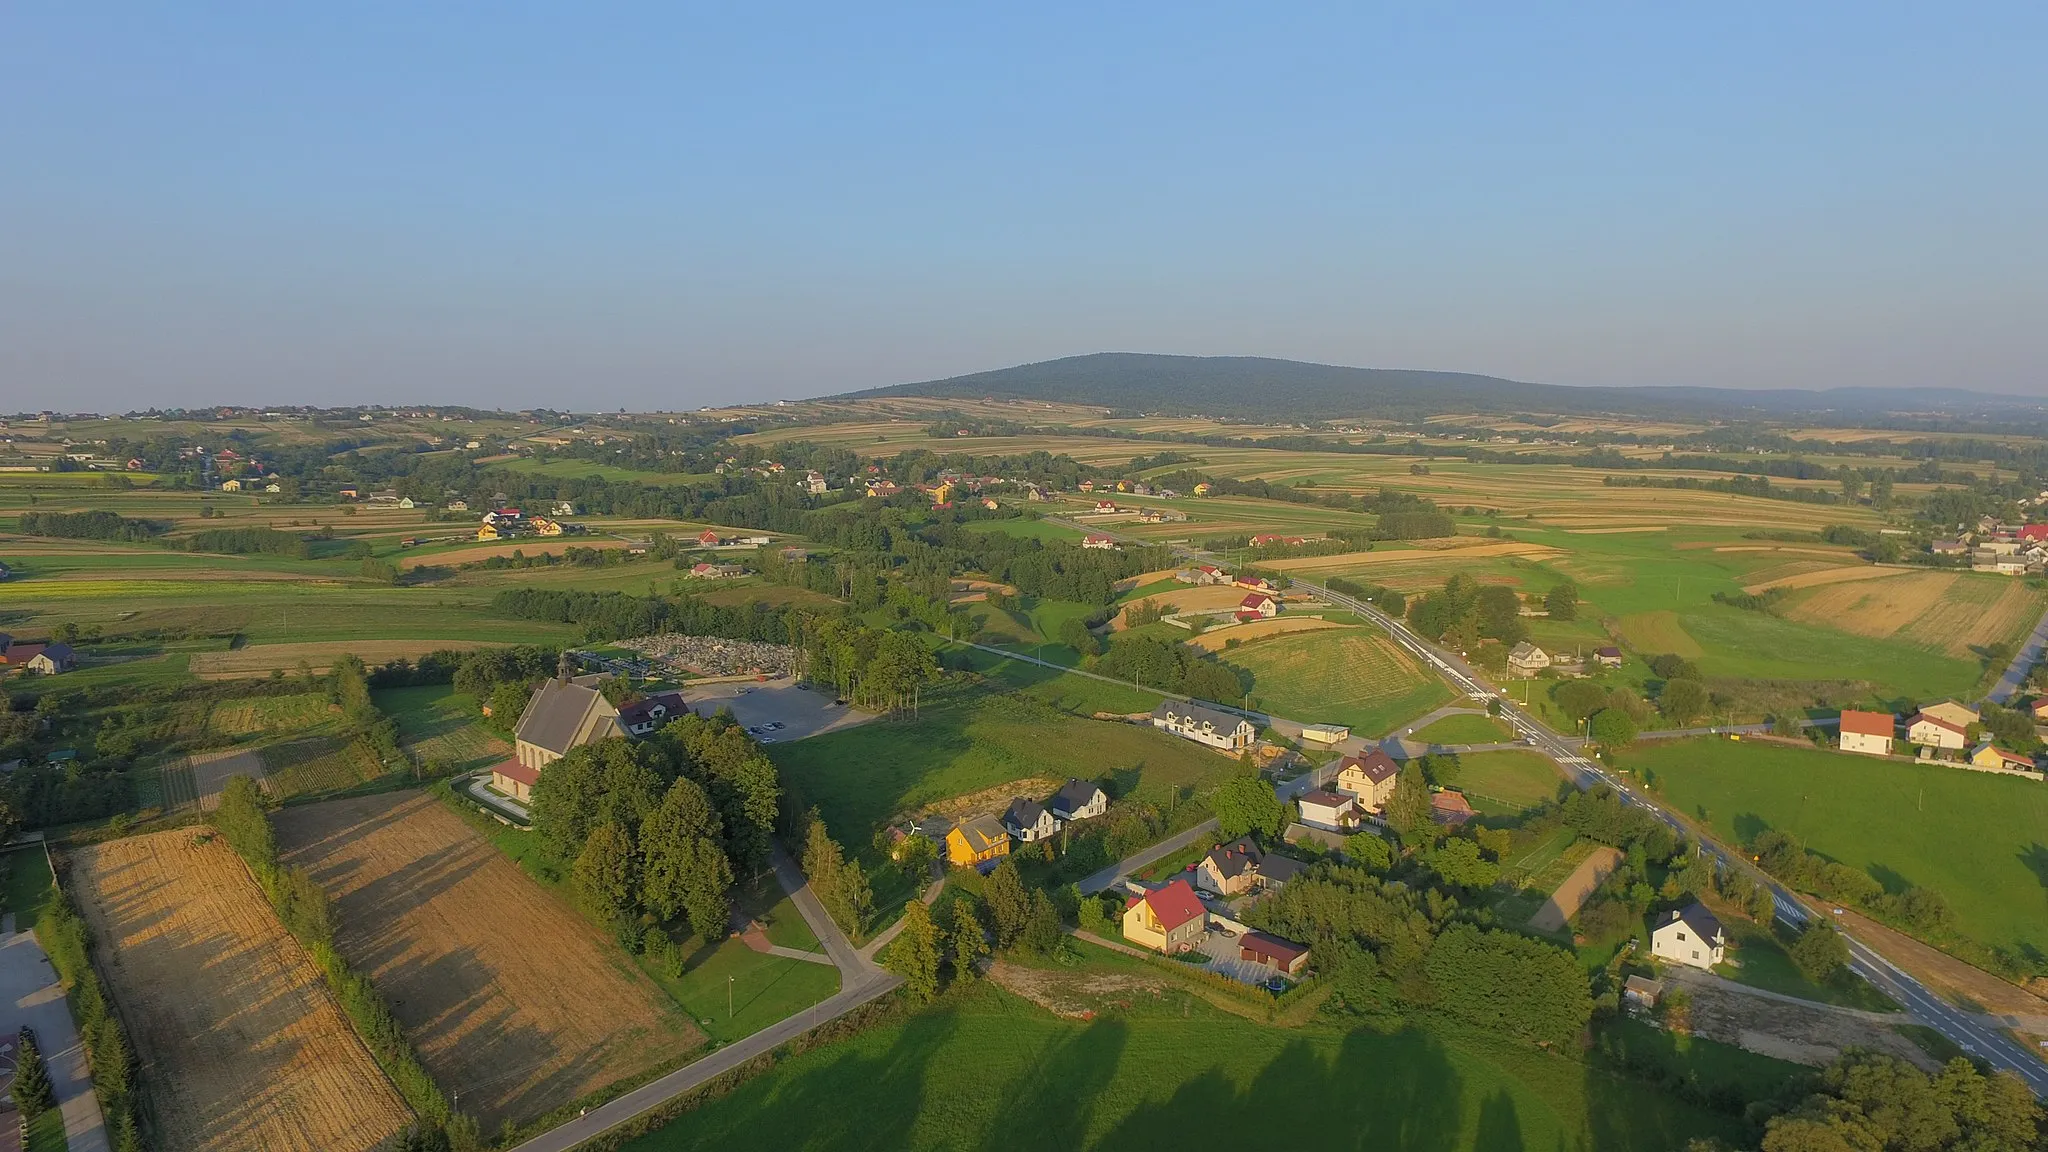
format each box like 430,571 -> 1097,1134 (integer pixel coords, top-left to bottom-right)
685,680 -> 876,743
1193,928 -> 1275,986
0,927 -> 107,1152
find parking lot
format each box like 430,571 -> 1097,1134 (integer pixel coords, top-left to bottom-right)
683,679 -> 877,743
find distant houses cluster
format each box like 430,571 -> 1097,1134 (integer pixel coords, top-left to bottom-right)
1835,700 -> 2043,780
927,779 -> 1111,872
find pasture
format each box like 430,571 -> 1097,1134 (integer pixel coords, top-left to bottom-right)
376,684 -> 512,772
1439,750 -> 1568,813
275,791 -> 704,1129
70,830 -> 410,1152
1219,627 -> 1455,738
1620,738 -> 2048,962
767,689 -> 1242,842
1412,713 -> 1513,746
618,970 -> 1750,1152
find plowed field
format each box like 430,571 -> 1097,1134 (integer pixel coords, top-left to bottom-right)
275,792 -> 703,1128
71,830 -> 409,1152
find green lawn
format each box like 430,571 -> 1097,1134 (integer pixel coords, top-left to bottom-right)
768,687 -> 1242,844
1414,713 -> 1514,746
374,684 -> 512,772
3,846 -> 58,926
1440,751 -> 1569,814
620,976 -> 1752,1151
1222,626 -> 1456,738
961,518 -> 1086,543
1591,1016 -> 1810,1108
654,934 -> 839,1045
1716,917 -> 1897,1012
1619,738 -> 2048,961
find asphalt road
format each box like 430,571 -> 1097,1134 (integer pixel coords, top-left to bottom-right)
1987,603 -> 2048,704
1076,818 -> 1222,895
0,919 -> 107,1152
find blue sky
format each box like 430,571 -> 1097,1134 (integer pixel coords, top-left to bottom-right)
4,3 -> 2043,409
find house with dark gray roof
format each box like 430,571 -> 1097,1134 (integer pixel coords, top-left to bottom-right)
1050,778 -> 1108,822
1003,797 -> 1058,843
512,677 -> 623,774
1150,700 -> 1258,751
1195,836 -> 1307,897
1650,902 -> 1726,970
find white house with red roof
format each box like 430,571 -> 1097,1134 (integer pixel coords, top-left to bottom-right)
1082,533 -> 1120,550
1235,592 -> 1280,622
1906,710 -> 1968,751
1120,878 -> 1209,954
1836,710 -> 1895,757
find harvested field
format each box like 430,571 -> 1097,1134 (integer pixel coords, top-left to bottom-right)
1113,567 -> 1184,592
1743,563 -> 1887,594
1112,583 -> 1250,627
1528,846 -> 1620,933
71,830 -> 409,1152
275,792 -> 703,1128
189,747 -> 269,811
1900,577 -> 2043,658
1263,541 -> 1561,572
1184,616 -> 1348,652
192,639 -> 508,677
398,538 -> 636,569
1782,572 -> 2045,657
1563,526 -> 1667,534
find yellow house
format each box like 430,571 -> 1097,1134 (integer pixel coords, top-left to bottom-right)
529,516 -> 564,536
931,480 -> 957,506
1193,482 -> 1212,496
945,815 -> 1011,869
476,522 -> 501,541
220,478 -> 245,492
1969,742 -> 2036,774
1120,878 -> 1208,954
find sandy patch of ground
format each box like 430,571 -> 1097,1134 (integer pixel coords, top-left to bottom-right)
949,578 -> 1017,605
1529,846 -> 1621,933
907,777 -> 1064,827
1184,617 -> 1350,652
986,959 -> 1173,1019
191,639 -> 508,677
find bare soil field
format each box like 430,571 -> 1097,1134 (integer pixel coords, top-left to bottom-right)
188,747 -> 269,811
1184,616 -> 1349,652
1670,970 -> 1932,1071
71,830 -> 410,1152
191,639 -> 508,677
1528,846 -> 1620,933
274,792 -> 703,1128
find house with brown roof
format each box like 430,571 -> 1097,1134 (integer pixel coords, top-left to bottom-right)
1968,742 -> 2038,776
1906,711 -> 1968,751
1836,709 -> 1895,757
1121,878 -> 1208,954
1194,837 -> 1304,897
945,816 -> 1012,870
1296,789 -> 1359,833
489,759 -> 541,803
618,691 -> 689,737
1506,642 -> 1551,675
1239,931 -> 1310,978
1333,750 -> 1400,812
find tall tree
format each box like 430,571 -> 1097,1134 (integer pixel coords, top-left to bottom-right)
950,898 -> 988,978
1386,764 -> 1435,845
1212,773 -> 1285,839
888,899 -> 942,1002
12,1028 -> 53,1119
984,858 -> 1031,949
640,778 -> 733,939
573,820 -> 637,924
1544,581 -> 1579,621
1659,679 -> 1709,726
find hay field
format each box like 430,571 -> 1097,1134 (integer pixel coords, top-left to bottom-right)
1113,583 -> 1251,627
1783,572 -> 2045,658
1185,616 -> 1347,651
1224,627 -> 1455,737
1263,541 -> 1562,573
191,639 -> 509,677
71,830 -> 409,1152
1742,564 -> 1891,594
276,792 -> 703,1129
259,735 -> 388,798
1615,611 -> 1705,658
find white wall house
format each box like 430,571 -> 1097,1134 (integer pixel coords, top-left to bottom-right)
1650,904 -> 1726,970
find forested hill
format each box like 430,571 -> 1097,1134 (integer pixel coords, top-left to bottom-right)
841,352 -> 2040,423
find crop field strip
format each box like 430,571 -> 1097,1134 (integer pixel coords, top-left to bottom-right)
71,830 -> 411,1152
275,791 -> 704,1129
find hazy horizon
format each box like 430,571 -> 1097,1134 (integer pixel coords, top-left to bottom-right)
5,5 -> 2044,410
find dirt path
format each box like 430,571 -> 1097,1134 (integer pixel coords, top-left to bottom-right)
1527,846 -> 1620,933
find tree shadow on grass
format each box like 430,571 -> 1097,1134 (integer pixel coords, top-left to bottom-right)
2020,843 -> 2048,903
971,1018 -> 1130,1152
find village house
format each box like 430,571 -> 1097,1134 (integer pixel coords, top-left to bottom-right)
1836,710 -> 1896,757
1930,538 -> 1967,556
1333,749 -> 1400,812
1238,931 -> 1311,978
803,471 -> 829,494
1906,711 -> 1968,751
1430,790 -> 1475,827
1049,778 -> 1108,823
696,529 -> 723,548
1194,837 -> 1305,898
1235,575 -> 1279,593
1623,975 -> 1665,1009
1248,534 -> 1308,547
1299,723 -> 1349,746
1296,789 -> 1359,833
529,516 -> 564,537
1121,878 -> 1208,954
689,562 -> 746,579
1174,565 -> 1233,586
475,522 -> 502,541
1593,646 -> 1624,668
617,691 -> 689,737
1093,500 -> 1118,514
780,546 -> 810,564
1506,642 -> 1551,675
1150,700 -> 1259,751
945,815 -> 1012,870
1968,742 -> 2037,775
2031,697 -> 2048,723
1919,700 -> 1979,730
2,641 -> 75,676
1082,533 -> 1120,550
1235,592 -> 1280,622
1002,798 -> 1059,844
446,499 -> 469,512
1136,507 -> 1187,523
552,501 -> 578,516
1650,903 -> 1726,970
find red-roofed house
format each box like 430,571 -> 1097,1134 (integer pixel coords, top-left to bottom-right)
490,758 -> 541,803
696,529 -> 723,548
2019,525 -> 2048,543
1239,931 -> 1311,977
1120,878 -> 1209,954
1837,710 -> 1895,757
1235,593 -> 1280,622
1094,500 -> 1118,513
1906,711 -> 1968,751
1082,533 -> 1120,550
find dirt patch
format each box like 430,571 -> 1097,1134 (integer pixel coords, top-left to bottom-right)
191,639 -> 508,677
906,777 -> 1064,827
1674,972 -> 1934,1071
948,578 -> 1017,605
987,959 -> 1173,1019
187,747 -> 269,811
71,830 -> 410,1152
1114,568 -> 1185,593
1184,617 -> 1350,652
274,792 -> 703,1129
1529,846 -> 1621,933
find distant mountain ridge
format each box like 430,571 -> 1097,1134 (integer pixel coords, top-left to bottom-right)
842,353 -> 2042,422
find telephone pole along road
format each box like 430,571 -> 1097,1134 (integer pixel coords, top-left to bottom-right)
1054,517 -> 2048,1096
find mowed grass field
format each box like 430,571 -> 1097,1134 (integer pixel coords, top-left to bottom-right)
767,690 -> 1243,841
1222,626 -> 1455,738
71,830 -> 410,1152
275,791 -> 705,1129
1621,738 -> 2048,960
1444,750 -> 1570,814
619,974 -> 1749,1152
375,684 -> 512,772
